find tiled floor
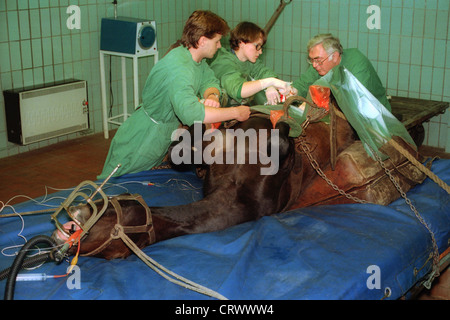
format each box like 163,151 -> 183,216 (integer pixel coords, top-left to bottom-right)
0,130 -> 448,300
0,131 -> 115,206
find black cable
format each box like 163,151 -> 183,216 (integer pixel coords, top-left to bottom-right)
0,252 -> 51,281
4,235 -> 56,300
108,55 -> 114,117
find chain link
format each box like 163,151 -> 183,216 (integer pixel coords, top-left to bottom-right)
367,144 -> 440,284
298,134 -> 440,286
298,136 -> 369,204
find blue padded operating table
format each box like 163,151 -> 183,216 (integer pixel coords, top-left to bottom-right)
0,159 -> 449,300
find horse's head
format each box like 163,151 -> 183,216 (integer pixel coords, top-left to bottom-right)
51,196 -> 153,260
51,203 -> 90,247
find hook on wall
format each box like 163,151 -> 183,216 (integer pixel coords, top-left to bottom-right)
264,0 -> 293,35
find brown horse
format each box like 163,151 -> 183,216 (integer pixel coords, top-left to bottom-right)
51,99 -> 358,259
52,98 -> 423,259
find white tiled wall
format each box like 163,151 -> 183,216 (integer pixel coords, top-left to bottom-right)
0,0 -> 449,158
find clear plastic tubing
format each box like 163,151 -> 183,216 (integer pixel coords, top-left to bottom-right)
16,273 -> 51,281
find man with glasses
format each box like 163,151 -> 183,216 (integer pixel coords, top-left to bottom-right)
210,21 -> 296,107
292,34 -> 391,111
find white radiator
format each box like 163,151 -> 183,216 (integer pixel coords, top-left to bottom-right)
3,80 -> 89,145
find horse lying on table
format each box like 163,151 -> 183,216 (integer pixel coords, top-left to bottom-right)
52,96 -> 426,260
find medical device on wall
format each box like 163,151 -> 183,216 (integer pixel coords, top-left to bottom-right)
3,80 -> 89,145
100,17 -> 157,56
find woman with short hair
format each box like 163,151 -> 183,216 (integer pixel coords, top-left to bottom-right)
210,21 -> 296,107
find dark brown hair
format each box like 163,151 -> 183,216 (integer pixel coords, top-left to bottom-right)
181,10 -> 230,49
229,22 -> 266,50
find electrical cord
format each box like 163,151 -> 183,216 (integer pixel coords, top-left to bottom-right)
4,235 -> 56,300
0,251 -> 52,281
1,179 -> 201,257
108,55 -> 114,117
0,177 -> 203,298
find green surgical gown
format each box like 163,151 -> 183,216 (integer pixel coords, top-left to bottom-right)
98,46 -> 220,179
292,48 -> 391,112
210,47 -> 278,106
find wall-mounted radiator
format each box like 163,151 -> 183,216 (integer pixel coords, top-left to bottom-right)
3,80 -> 89,145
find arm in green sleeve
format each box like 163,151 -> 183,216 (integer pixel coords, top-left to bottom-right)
249,58 -> 278,80
292,65 -> 320,97
342,49 -> 391,111
199,64 -> 221,98
211,53 -> 246,101
219,71 -> 246,101
169,74 -> 206,126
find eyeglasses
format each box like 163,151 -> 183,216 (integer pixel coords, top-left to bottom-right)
252,43 -> 264,51
307,52 -> 334,65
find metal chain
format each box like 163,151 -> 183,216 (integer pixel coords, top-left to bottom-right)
298,134 -> 440,287
298,136 -> 369,204
367,144 -> 441,285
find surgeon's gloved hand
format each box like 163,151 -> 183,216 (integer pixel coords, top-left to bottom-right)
279,85 -> 298,97
265,86 -> 280,105
290,86 -> 298,96
259,77 -> 290,93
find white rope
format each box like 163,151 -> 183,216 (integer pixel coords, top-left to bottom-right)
116,225 -> 228,300
1,176 -> 223,299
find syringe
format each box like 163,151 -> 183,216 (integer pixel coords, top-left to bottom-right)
16,273 -> 54,281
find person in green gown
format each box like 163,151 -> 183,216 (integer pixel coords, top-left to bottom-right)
98,11 -> 250,179
292,33 -> 391,112
210,22 -> 297,107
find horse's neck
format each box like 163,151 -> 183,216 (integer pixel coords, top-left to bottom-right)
336,116 -> 357,152
299,117 -> 355,179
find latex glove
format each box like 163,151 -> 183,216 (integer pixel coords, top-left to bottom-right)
265,86 -> 280,105
260,77 -> 289,92
279,84 -> 298,97
289,86 -> 298,97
